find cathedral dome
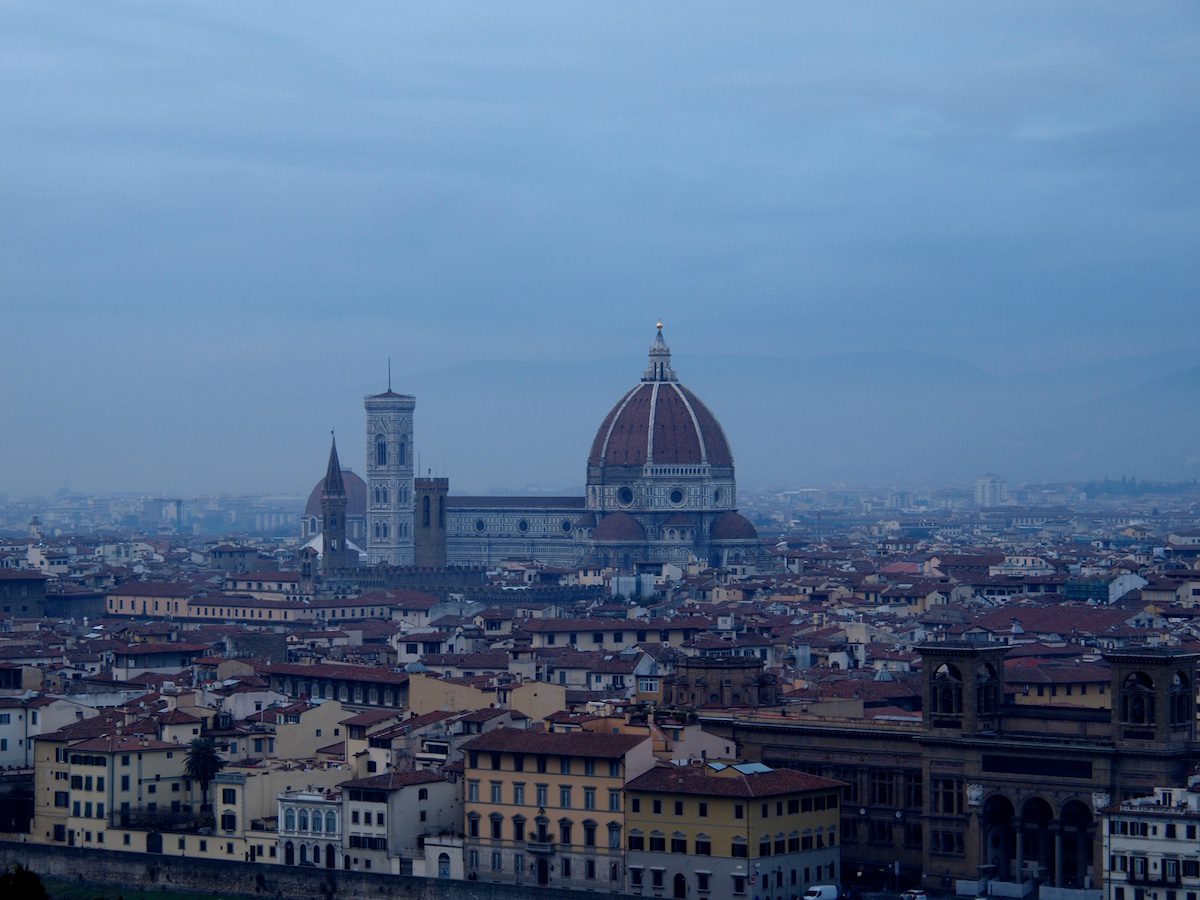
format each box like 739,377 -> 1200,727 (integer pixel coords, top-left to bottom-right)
592,511 -> 647,542
588,326 -> 732,470
304,469 -> 368,517
710,510 -> 759,541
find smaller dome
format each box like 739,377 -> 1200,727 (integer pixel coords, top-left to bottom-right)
710,511 -> 758,541
593,512 -> 647,543
305,469 -> 368,517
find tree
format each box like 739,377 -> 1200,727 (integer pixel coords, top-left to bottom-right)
0,863 -> 49,900
185,737 -> 226,811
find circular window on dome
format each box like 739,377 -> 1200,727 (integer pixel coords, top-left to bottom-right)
617,486 -> 634,507
517,519 -> 529,533
668,488 -> 685,507
561,519 -> 573,534
474,519 -> 486,533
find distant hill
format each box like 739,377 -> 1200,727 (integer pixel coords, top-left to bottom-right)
391,351 -> 1200,492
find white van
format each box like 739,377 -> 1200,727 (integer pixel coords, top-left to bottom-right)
803,886 -> 840,900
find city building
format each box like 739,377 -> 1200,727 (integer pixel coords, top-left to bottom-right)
624,761 -> 843,900
302,324 -> 762,572
701,643 -> 1200,898
459,727 -> 655,889
976,474 -> 1013,507
337,770 -> 460,874
1102,779 -> 1200,900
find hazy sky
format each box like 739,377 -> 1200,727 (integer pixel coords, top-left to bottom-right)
2,3 -> 1198,496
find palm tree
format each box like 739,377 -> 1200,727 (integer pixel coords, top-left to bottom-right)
185,737 -> 226,811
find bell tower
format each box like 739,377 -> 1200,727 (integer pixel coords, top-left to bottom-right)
320,434 -> 356,574
920,641 -> 1008,735
364,375 -> 416,566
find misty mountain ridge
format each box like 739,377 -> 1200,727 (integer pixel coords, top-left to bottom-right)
393,349 -> 1200,493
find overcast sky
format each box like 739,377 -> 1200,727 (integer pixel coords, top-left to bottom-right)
2,2 -> 1197,496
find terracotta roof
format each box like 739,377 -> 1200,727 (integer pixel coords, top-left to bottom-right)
626,764 -> 842,797
588,381 -> 732,468
710,511 -> 759,541
461,726 -> 647,759
339,770 -> 445,790
71,735 -> 178,753
593,512 -> 647,543
256,661 -> 409,686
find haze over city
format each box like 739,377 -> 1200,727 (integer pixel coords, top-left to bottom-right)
2,2 -> 1197,496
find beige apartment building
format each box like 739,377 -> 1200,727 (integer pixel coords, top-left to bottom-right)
460,727 -> 655,890
624,762 -> 843,900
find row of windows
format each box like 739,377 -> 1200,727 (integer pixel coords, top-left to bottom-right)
374,437 -> 407,467
542,629 -> 689,647
468,849 -> 619,882
470,518 -> 573,535
1110,856 -> 1200,878
372,521 -> 409,539
468,814 -> 621,848
630,793 -> 838,819
281,808 -> 339,833
467,753 -> 622,778
467,779 -> 621,810
627,829 -> 834,857
632,864 -> 832,896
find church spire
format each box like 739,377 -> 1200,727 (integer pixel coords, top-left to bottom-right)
323,432 -> 346,497
642,320 -> 677,383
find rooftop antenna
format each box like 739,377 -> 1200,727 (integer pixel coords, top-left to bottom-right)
387,357 -> 392,392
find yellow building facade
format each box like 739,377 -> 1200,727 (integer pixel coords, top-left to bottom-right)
460,727 -> 654,890
624,762 -> 843,900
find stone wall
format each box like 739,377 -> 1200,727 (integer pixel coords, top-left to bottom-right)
0,840 -> 638,900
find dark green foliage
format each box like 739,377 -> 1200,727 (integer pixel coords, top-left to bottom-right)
184,737 -> 226,809
0,863 -> 50,900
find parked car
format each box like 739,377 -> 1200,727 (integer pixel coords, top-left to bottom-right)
901,890 -> 927,900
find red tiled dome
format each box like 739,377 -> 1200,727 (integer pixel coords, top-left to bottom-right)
710,511 -> 758,541
592,512 -> 647,542
304,470 -> 368,517
588,382 -> 732,469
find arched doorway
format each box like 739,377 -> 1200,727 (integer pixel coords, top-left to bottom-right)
674,871 -> 687,898
325,843 -> 335,869
1021,797 -> 1056,884
536,857 -> 550,886
285,841 -> 295,866
438,852 -> 451,878
1060,800 -> 1094,889
981,795 -> 1015,880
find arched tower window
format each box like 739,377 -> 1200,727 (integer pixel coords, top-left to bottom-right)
423,495 -> 431,527
381,522 -> 389,539
399,442 -> 407,465
931,663 -> 964,718
438,496 -> 445,528
1121,671 -> 1156,726
976,663 -> 999,715
376,436 -> 387,466
381,487 -> 388,504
